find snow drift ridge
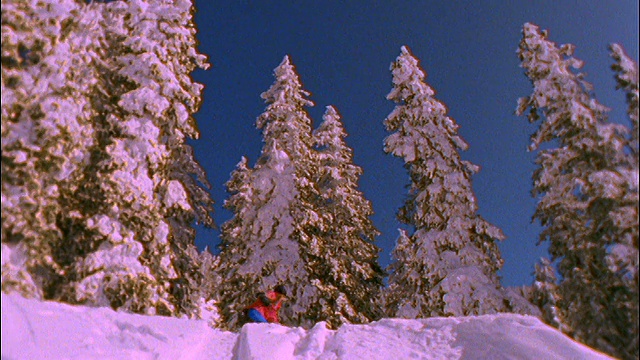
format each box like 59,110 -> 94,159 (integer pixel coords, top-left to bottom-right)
1,293 -> 612,359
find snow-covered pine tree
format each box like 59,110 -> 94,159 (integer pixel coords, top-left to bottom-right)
609,43 -> 639,360
611,43 -> 639,161
385,229 -> 417,315
517,23 -> 637,360
38,1 -> 156,312
531,257 -> 567,332
53,0 -> 172,315
216,56 -> 356,330
311,105 -> 385,326
197,246 -> 222,324
2,0 -> 214,318
56,0 -> 213,317
383,46 -> 524,318
217,140 -> 316,330
214,156 -> 256,329
137,0 -> 215,319
1,0 -> 99,299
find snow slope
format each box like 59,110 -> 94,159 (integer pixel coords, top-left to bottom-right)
1,293 -> 613,360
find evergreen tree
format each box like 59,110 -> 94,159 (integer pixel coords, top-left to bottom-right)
385,229 -> 417,315
2,0 -> 215,318
218,57 -> 378,330
611,43 -> 639,161
609,43 -> 639,360
216,143 -> 304,331
63,0 -> 212,316
311,105 -> 385,325
610,44 -> 639,281
383,46 -> 521,318
197,246 -> 222,324
142,0 -> 215,319
48,1 -> 157,312
531,257 -> 566,332
1,0 -> 100,299
55,0 -> 172,315
517,23 -> 637,359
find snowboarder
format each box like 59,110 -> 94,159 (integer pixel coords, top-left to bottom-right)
245,285 -> 288,324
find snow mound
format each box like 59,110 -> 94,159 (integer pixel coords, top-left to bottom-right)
1,293 -> 612,360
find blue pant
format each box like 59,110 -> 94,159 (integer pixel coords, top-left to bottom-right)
248,308 -> 268,323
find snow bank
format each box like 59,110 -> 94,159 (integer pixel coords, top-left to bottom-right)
1,293 -> 613,359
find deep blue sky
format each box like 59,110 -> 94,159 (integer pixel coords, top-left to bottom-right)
189,1 -> 639,287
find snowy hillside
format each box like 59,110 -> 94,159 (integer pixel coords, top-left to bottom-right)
1,293 -> 613,360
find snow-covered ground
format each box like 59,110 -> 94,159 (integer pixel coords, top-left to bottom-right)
1,293 -> 613,360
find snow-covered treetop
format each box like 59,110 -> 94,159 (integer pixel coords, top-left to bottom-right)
314,106 -> 359,174
256,56 -> 315,161
383,46 -> 514,319
385,46 -> 468,165
386,46 -> 434,102
314,106 -> 345,150
610,43 -> 639,157
258,56 -> 314,120
610,44 -> 639,99
516,23 -> 625,153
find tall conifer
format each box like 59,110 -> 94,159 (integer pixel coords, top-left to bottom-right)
2,0 -> 214,318
384,46 -> 522,318
312,106 -> 385,325
517,23 -> 637,359
1,0 -> 101,299
609,43 -> 639,360
217,58 -> 386,330
216,57 -> 325,330
66,0 -> 212,316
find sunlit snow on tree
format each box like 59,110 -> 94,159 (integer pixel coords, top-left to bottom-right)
311,105 -> 385,326
215,56 -> 322,330
216,57 -> 384,330
2,0 -> 102,300
383,46 -> 536,319
517,23 -> 638,360
2,0 -> 215,319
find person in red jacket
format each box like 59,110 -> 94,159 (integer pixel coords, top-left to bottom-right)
246,285 -> 288,324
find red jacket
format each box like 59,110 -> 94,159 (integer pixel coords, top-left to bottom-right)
248,291 -> 283,323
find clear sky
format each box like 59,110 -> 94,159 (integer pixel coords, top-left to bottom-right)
188,1 -> 639,287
